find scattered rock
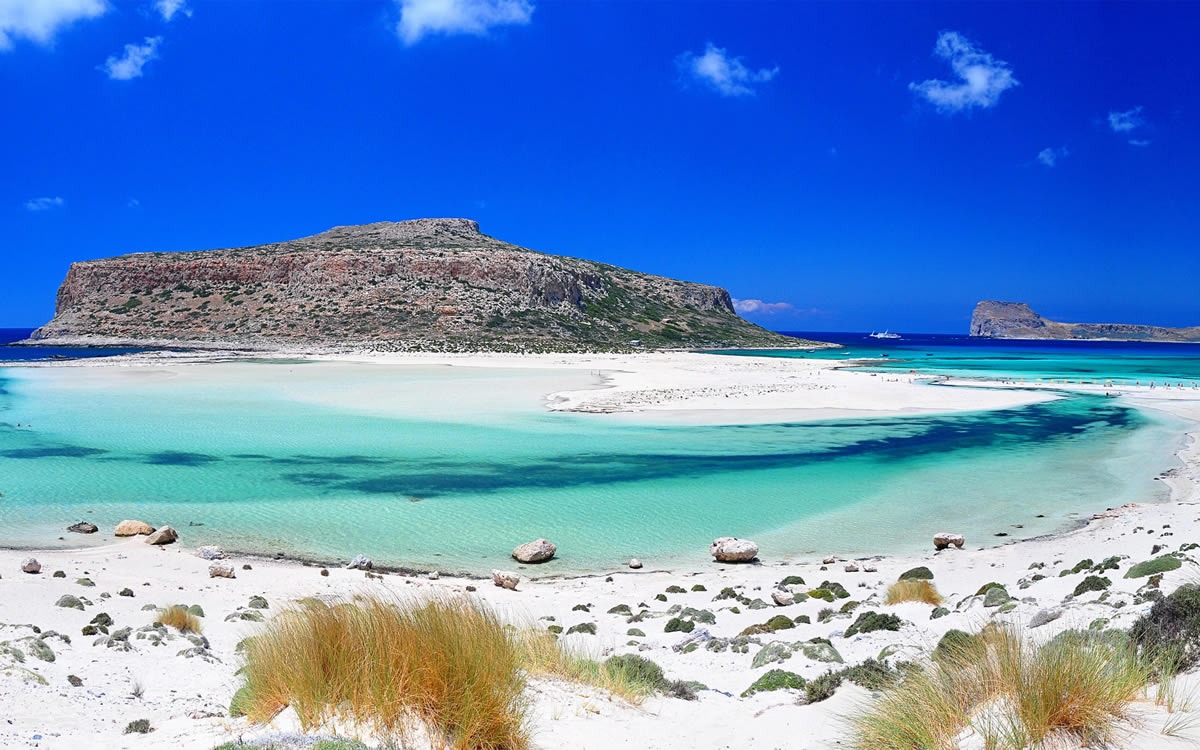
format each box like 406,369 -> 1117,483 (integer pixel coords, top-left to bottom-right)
934,532 -> 965,550
195,546 -> 227,560
844,562 -> 860,572
67,674 -> 83,687
427,571 -> 440,580
320,568 -> 329,577
114,520 -> 155,537
512,538 -> 557,564
52,571 -> 65,578
566,622 -> 596,636
144,526 -> 178,545
1029,608 -> 1062,628
119,588 -> 134,597
710,537 -> 759,563
247,595 -> 268,609
21,558 -> 40,574
629,558 -> 643,569
346,554 -> 372,570
898,566 -> 934,581
822,555 -> 837,565
492,569 -> 520,590
982,587 -> 1010,608
771,590 -> 795,606
66,521 -> 98,534
208,562 -> 235,579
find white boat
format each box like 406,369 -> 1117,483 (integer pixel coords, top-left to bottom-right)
869,330 -> 901,340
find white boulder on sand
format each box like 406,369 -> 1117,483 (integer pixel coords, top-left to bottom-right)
933,532 -> 965,550
20,558 -> 40,574
195,545 -> 226,560
629,558 -> 643,569
512,538 -> 557,563
492,569 -> 520,590
710,537 -> 758,562
346,554 -> 373,570
208,562 -> 235,578
113,519 -> 154,536
144,526 -> 178,545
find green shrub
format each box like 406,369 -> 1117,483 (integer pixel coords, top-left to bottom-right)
602,654 -> 664,689
1129,583 -> 1200,671
779,575 -> 806,586
808,588 -> 835,602
1072,576 -> 1111,597
842,658 -> 900,690
1059,558 -> 1093,577
741,668 -> 804,697
805,670 -> 844,703
1124,555 -> 1183,579
898,566 -> 933,581
123,719 -> 150,734
664,617 -> 694,634
665,585 -> 686,594
845,611 -> 901,638
821,581 -> 851,599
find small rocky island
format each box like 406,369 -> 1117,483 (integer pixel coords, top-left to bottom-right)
969,301 -> 1200,342
24,218 -> 820,352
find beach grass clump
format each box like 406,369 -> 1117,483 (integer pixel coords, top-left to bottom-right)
518,631 -> 662,704
155,605 -> 202,634
885,580 -> 943,606
234,595 -> 529,749
847,624 -> 1154,750
1124,554 -> 1184,579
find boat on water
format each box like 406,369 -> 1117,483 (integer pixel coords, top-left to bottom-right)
869,330 -> 901,340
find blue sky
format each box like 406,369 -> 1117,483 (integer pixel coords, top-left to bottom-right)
2,1 -> 1197,333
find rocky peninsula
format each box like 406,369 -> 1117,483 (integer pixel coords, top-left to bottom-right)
970,301 -> 1200,342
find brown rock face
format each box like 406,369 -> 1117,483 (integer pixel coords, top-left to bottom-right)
970,301 -> 1200,342
28,218 -> 808,351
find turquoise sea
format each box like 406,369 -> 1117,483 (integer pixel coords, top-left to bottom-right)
1,328 -> 1195,573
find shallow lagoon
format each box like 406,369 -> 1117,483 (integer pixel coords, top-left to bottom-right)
0,360 -> 1181,573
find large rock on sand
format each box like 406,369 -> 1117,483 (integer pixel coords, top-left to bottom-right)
144,526 -> 178,545
21,558 -> 41,574
346,554 -> 373,570
195,545 -> 226,560
512,538 -> 556,564
114,520 -> 155,537
492,569 -> 520,590
710,537 -> 759,563
208,562 -> 235,579
933,532 -> 965,550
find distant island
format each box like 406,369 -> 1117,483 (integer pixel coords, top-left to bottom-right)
23,218 -> 825,352
970,301 -> 1200,342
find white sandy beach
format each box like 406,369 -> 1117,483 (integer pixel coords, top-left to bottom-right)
2,352 -> 1199,749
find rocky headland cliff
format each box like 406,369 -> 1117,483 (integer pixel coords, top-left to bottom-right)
970,301 -> 1200,342
25,219 -> 821,352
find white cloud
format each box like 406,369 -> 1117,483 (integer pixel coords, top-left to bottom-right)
100,36 -> 161,80
127,197 -> 141,208
24,196 -> 65,211
1129,139 -> 1152,147
909,30 -> 1018,114
677,43 -> 778,97
395,0 -> 533,45
1037,146 -> 1069,167
0,0 -> 107,50
1108,106 -> 1145,132
733,299 -> 793,315
154,0 -> 191,22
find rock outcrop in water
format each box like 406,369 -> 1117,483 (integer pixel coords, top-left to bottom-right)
26,218 -> 819,352
970,301 -> 1200,342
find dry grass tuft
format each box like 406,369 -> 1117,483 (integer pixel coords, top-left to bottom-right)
849,625 -> 1154,750
517,631 -> 661,704
155,605 -> 202,634
236,595 -> 530,749
885,579 -> 944,606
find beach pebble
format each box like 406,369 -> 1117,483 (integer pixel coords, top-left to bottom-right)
771,590 -> 794,606
114,520 -> 155,537
934,532 -> 965,550
208,562 -> 235,579
195,545 -> 227,560
512,538 -> 557,564
346,554 -> 373,570
492,569 -> 520,590
628,558 -> 643,569
21,557 -> 41,574
144,526 -> 178,545
822,555 -> 837,564
710,537 -> 759,563
66,521 -> 98,534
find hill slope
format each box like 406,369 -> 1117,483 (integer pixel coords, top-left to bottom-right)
26,218 -> 820,352
969,301 -> 1200,342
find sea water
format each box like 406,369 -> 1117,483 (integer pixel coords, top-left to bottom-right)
0,353 -> 1183,574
